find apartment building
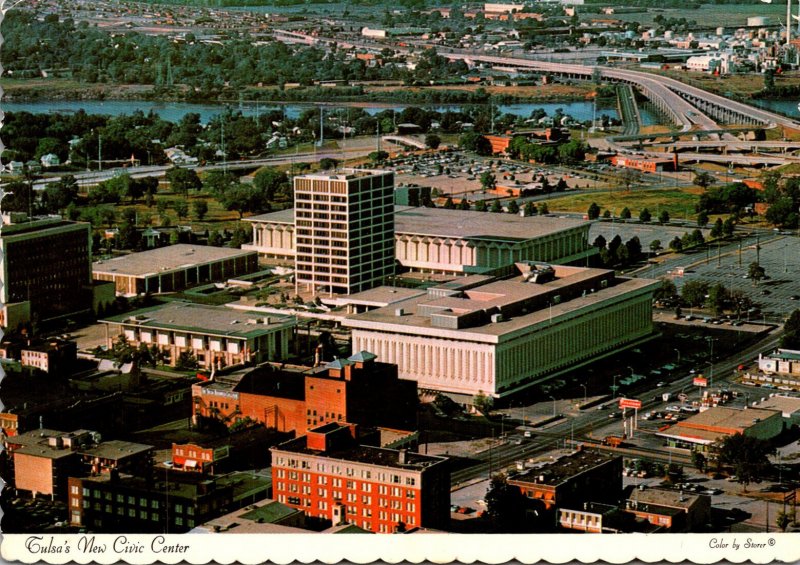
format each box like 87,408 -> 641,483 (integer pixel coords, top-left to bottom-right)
271,423 -> 449,533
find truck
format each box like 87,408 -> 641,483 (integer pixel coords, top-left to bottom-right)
603,435 -> 627,448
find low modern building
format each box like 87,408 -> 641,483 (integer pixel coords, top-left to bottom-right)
508,448 -> 623,511
0,213 -> 93,328
623,487 -> 711,532
271,423 -> 450,533
657,406 -> 784,451
558,502 -> 630,533
192,352 -> 418,434
92,244 -> 259,296
753,348 -> 800,390
343,264 -> 658,399
751,395 -> 800,428
243,206 -> 595,276
101,302 -> 295,370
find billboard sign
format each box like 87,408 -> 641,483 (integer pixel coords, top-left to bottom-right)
619,398 -> 642,410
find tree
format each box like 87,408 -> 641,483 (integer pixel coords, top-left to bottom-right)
253,167 -> 290,202
722,217 -> 736,237
669,236 -> 683,252
174,199 -> 189,220
193,199 -> 209,221
697,211 -> 709,227
475,200 -> 488,212
665,463 -> 685,484
490,200 -> 503,213
658,210 -> 670,224
367,148 -> 391,163
220,185 -> 262,219
705,283 -> 730,315
748,262 -> 766,285
523,201 -> 536,217
639,208 -> 652,222
781,309 -> 800,349
208,229 -> 224,247
472,392 -> 494,414
653,279 -> 677,302
714,433 -> 775,491
425,133 -> 441,149
458,198 -> 470,210
710,217 -> 724,238
443,197 -> 455,209
776,511 -> 791,532
175,351 -> 199,370
166,167 -> 202,196
620,207 -> 631,220
681,280 -> 709,307
459,132 -> 492,156
587,202 -> 601,220
484,474 -> 531,533
538,202 -> 549,215
649,239 -> 662,255
693,172 -> 716,189
507,200 -> 520,215
692,451 -> 707,474
319,158 -> 338,170
480,171 -> 497,192
625,236 -> 642,261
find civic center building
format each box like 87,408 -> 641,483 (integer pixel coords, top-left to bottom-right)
243,173 -> 595,282
342,263 -> 658,399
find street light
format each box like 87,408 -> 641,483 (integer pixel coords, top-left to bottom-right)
580,383 -> 587,404
549,396 -> 557,417
673,348 -> 681,364
611,375 -> 619,396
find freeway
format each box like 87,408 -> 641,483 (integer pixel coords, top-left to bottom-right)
24,146 -> 375,190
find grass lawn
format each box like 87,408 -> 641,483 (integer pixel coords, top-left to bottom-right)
542,188 -> 701,219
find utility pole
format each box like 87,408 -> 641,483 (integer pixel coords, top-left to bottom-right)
98,133 -> 102,172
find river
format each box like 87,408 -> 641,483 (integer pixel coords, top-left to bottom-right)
1,99 -> 641,124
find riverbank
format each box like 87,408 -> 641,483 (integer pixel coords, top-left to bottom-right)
0,78 -> 595,105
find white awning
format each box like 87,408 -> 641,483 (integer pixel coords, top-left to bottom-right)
184,459 -> 198,468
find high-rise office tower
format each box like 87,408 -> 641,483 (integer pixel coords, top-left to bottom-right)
294,170 -> 395,295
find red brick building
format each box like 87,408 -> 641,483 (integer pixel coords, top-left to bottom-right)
508,448 -> 623,511
192,352 -> 417,434
271,423 -> 450,533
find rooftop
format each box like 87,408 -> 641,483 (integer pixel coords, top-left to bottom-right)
103,302 -> 295,339
193,499 -> 306,534
0,214 -> 88,237
336,286 -> 427,307
510,449 -> 620,487
80,440 -> 153,461
627,487 -> 707,511
675,406 -> 782,432
344,266 -> 657,342
295,169 -> 393,182
393,206 -> 587,241
753,395 -> 800,415
92,244 -> 256,277
245,206 -> 589,242
273,436 -> 447,471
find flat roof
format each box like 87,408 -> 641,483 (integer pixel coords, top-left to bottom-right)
678,406 -> 782,431
753,395 -> 800,416
103,302 -> 295,339
509,449 -> 619,487
394,206 -> 588,241
338,286 -> 427,307
344,269 -> 657,342
92,244 -> 256,278
80,440 -> 153,460
245,206 -> 589,242
273,437 -> 447,471
628,487 -> 706,510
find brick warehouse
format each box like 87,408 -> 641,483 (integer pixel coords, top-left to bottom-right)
271,423 -> 450,533
192,351 -> 417,434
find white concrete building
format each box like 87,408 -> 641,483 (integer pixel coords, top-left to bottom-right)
342,264 -> 657,399
243,207 -> 595,276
